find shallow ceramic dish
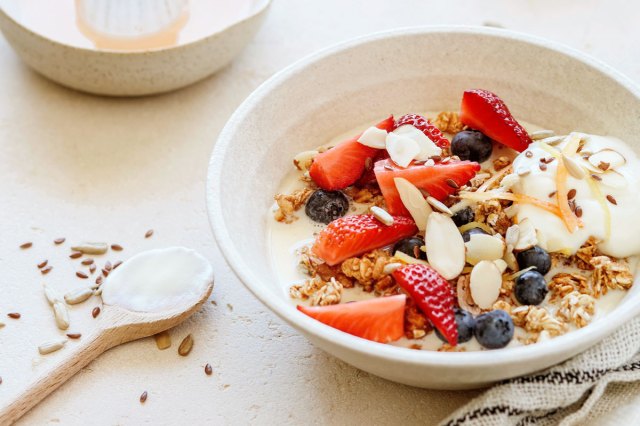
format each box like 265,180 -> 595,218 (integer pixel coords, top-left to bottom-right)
0,0 -> 270,96
206,27 -> 640,389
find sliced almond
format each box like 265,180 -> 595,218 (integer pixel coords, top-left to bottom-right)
357,126 -> 388,149
500,173 -> 520,189
293,150 -> 318,171
394,177 -> 432,231
588,149 -> 626,170
514,218 -> 538,251
494,259 -> 508,273
370,206 -> 394,226
469,260 -> 502,309
426,196 -> 452,215
538,135 -> 564,146
393,125 -> 442,160
465,234 -> 506,265
425,213 -> 465,280
562,154 -> 586,179
561,133 -> 583,156
393,251 -> 429,266
386,133 -> 421,167
505,224 -> 520,248
503,246 -> 518,271
530,130 -> 555,140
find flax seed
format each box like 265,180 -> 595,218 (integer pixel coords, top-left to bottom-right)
66,333 -> 81,339
525,151 -> 533,158
69,252 -> 83,259
567,189 -> 577,200
539,163 -> 547,171
37,259 -> 48,269
591,174 -> 602,181
113,261 -> 123,269
104,261 -> 112,271
575,206 -> 583,218
54,238 -> 66,245
145,229 -> 154,238
81,258 -> 94,266
76,271 -> 89,279
111,244 -> 123,251
205,364 -> 213,375
7,313 -> 21,319
20,242 -> 32,249
102,269 -> 109,277
92,307 -> 101,318
445,178 -> 459,189
598,161 -> 610,171
41,266 -> 53,275
95,276 -> 103,286
606,195 -> 618,205
89,264 -> 97,274
140,391 -> 148,403
548,191 -> 557,198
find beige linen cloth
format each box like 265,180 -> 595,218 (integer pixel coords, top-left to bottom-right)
440,316 -> 640,426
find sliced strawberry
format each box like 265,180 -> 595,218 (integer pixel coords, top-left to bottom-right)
312,214 -> 417,266
392,264 -> 457,345
395,114 -> 450,149
355,150 -> 390,187
309,116 -> 395,190
297,295 -> 406,343
460,89 -> 532,152
374,159 -> 480,215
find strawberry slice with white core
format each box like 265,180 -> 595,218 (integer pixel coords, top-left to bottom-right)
357,126 -> 388,149
385,132 -> 421,167
297,295 -> 406,343
393,125 -> 442,160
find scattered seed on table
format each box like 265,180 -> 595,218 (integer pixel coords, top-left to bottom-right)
69,252 -> 83,259
66,333 -> 82,339
0,321 -> 5,328
95,276 -> 103,286
54,238 -> 66,245
7,313 -> 21,319
145,229 -> 154,238
178,334 -> 194,356
102,269 -> 109,277
92,307 -> 101,318
76,271 -> 89,279
81,258 -> 94,266
204,364 -> 213,376
140,391 -> 148,404
41,266 -> 53,275
20,242 -> 32,249
111,244 -> 123,251
37,259 -> 48,269
38,340 -> 66,355
71,242 -> 108,255
104,261 -> 112,271
89,264 -> 97,274
606,194 -> 618,205
113,261 -> 123,269
53,302 -> 70,330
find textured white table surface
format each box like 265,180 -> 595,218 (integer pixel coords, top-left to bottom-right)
1,1 -> 639,425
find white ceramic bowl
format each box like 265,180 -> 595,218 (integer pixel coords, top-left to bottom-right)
0,0 -> 270,96
207,27 -> 640,389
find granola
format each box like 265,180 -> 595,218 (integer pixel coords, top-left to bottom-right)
433,111 -> 465,134
273,188 -> 313,223
557,291 -> 596,328
591,256 -> 634,294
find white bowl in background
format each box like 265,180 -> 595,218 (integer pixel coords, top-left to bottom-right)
206,27 -> 640,389
0,0 -> 270,96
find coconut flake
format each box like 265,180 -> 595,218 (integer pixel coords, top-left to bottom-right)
357,126 -> 388,149
386,133 -> 421,167
470,260 -> 502,309
494,259 -> 508,273
425,213 -> 465,280
465,234 -> 506,265
394,177 -> 432,231
393,125 -> 442,160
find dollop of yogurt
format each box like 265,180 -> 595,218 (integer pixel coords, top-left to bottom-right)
101,247 -> 213,312
510,133 -> 640,258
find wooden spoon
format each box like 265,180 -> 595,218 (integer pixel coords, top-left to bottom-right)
0,282 -> 213,424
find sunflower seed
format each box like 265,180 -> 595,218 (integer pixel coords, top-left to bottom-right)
178,334 -> 194,356
64,288 -> 93,305
426,196 -> 453,215
370,206 -> 394,226
43,284 -> 61,305
530,130 -> 555,140
38,339 -> 66,355
516,167 -> 531,177
70,242 -> 108,255
20,242 -> 32,249
154,331 -> 171,350
94,287 -> 103,297
53,302 -> 70,330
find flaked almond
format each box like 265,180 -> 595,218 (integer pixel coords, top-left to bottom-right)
64,288 -> 94,305
70,242 -> 108,255
505,224 -> 520,248
589,149 -> 626,170
370,206 -> 394,226
530,130 -> 555,140
38,339 -> 66,355
425,213 -> 465,280
514,218 -> 538,251
465,234 -> 506,265
154,331 -> 171,350
53,302 -> 70,330
386,132 -> 420,167
469,260 -> 502,309
426,196 -> 452,215
393,177 -> 432,231
503,245 -> 518,271
293,150 -> 319,171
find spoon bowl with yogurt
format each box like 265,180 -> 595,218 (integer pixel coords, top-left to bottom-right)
1,247 -> 214,424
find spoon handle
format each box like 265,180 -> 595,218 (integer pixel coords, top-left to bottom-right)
0,328 -> 114,425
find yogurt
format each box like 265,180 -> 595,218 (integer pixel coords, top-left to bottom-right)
101,247 -> 213,312
510,134 -> 640,257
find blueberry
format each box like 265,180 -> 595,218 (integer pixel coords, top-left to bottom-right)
514,270 -> 548,305
461,227 -> 488,243
516,246 -> 551,275
451,207 -> 475,227
451,130 -> 493,163
393,237 -> 426,260
436,308 -> 476,344
474,310 -> 514,349
305,190 -> 349,224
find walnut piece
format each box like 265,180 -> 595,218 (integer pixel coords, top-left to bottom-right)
591,256 -> 634,295
557,291 -> 596,328
433,111 -> 465,134
273,188 -> 313,223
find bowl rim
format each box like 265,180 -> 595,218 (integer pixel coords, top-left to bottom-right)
0,0 -> 271,55
207,25 -> 640,369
